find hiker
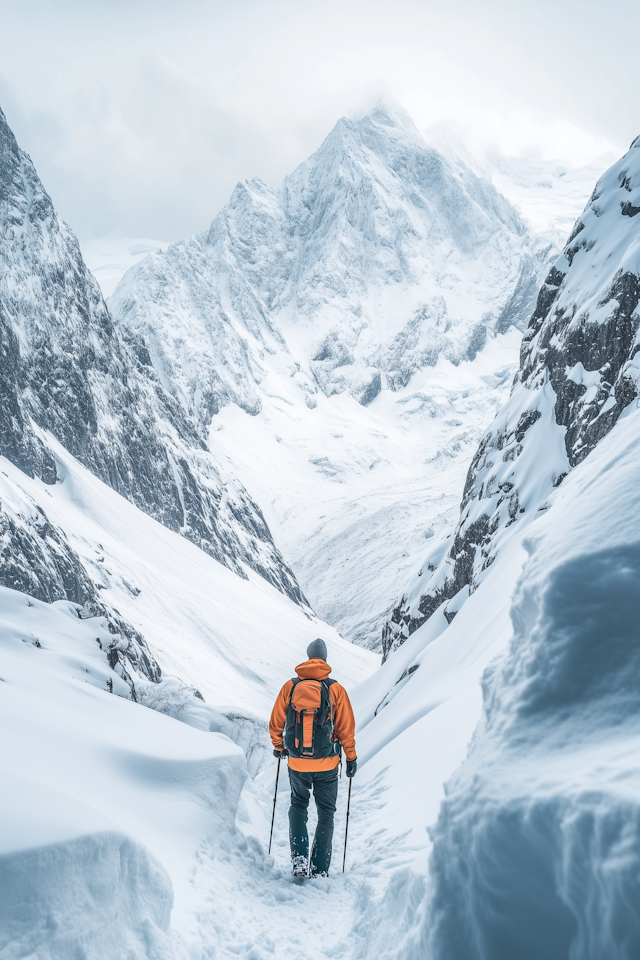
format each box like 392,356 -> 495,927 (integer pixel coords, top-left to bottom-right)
269,638 -> 357,877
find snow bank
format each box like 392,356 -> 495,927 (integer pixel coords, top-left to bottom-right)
415,404 -> 640,959
1,822 -> 175,960
0,582 -> 251,956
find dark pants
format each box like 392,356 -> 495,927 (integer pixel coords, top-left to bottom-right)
288,766 -> 339,875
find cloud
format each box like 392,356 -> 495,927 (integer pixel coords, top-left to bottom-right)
0,0 -> 632,241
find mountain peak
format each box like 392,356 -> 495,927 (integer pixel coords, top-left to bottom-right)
346,100 -> 422,138
110,104 -> 546,435
313,100 -> 427,170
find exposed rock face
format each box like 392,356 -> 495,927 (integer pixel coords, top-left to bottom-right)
0,469 -> 160,691
0,471 -> 94,605
109,105 -> 551,428
383,135 -> 640,660
0,105 -> 305,605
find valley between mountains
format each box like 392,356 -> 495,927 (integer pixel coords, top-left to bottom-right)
2,101 -> 640,960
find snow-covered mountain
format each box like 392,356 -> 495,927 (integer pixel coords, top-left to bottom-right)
105,105 -> 558,649
0,105 -> 305,605
383,134 -> 640,658
110,105 -> 549,421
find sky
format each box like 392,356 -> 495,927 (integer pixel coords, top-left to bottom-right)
0,0 -> 637,243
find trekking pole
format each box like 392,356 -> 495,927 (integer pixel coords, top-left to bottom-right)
268,756 -> 281,855
342,777 -> 352,873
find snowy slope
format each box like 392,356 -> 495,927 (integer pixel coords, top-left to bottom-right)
488,152 -> 616,252
384,134 -> 640,657
419,399 -> 640,959
0,584 -> 246,959
0,104 -> 304,604
0,442 -> 375,717
210,330 -> 520,648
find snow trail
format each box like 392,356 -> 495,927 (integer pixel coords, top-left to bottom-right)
179,765 -> 421,960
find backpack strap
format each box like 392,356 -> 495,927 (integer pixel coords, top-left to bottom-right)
287,677 -> 300,707
319,678 -> 337,725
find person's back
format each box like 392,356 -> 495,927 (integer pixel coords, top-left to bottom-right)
269,638 -> 357,877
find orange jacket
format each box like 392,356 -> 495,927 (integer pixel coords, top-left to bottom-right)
269,659 -> 357,771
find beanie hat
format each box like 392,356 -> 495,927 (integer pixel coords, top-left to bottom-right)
307,638 -> 327,661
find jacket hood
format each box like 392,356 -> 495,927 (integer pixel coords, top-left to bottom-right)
295,658 -> 332,680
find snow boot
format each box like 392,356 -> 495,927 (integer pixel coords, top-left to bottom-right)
292,855 -> 308,879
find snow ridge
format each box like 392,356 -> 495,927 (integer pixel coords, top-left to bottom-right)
383,135 -> 640,658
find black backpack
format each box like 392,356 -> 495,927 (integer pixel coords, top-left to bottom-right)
284,677 -> 341,759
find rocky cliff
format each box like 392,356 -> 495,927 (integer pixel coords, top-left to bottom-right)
383,135 -> 640,659
0,105 -> 305,605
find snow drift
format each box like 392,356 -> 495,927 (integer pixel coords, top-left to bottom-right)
0,820 -> 176,960
0,583 -> 248,959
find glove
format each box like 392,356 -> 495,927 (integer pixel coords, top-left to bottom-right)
273,748 -> 288,758
346,758 -> 357,778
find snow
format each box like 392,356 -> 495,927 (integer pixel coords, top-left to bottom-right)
487,153 -> 614,252
0,828 -> 176,960
428,129 -> 614,252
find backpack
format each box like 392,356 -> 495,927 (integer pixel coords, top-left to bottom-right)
284,677 -> 341,760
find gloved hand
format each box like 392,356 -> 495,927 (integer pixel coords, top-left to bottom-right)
273,748 -> 288,758
346,758 -> 357,778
